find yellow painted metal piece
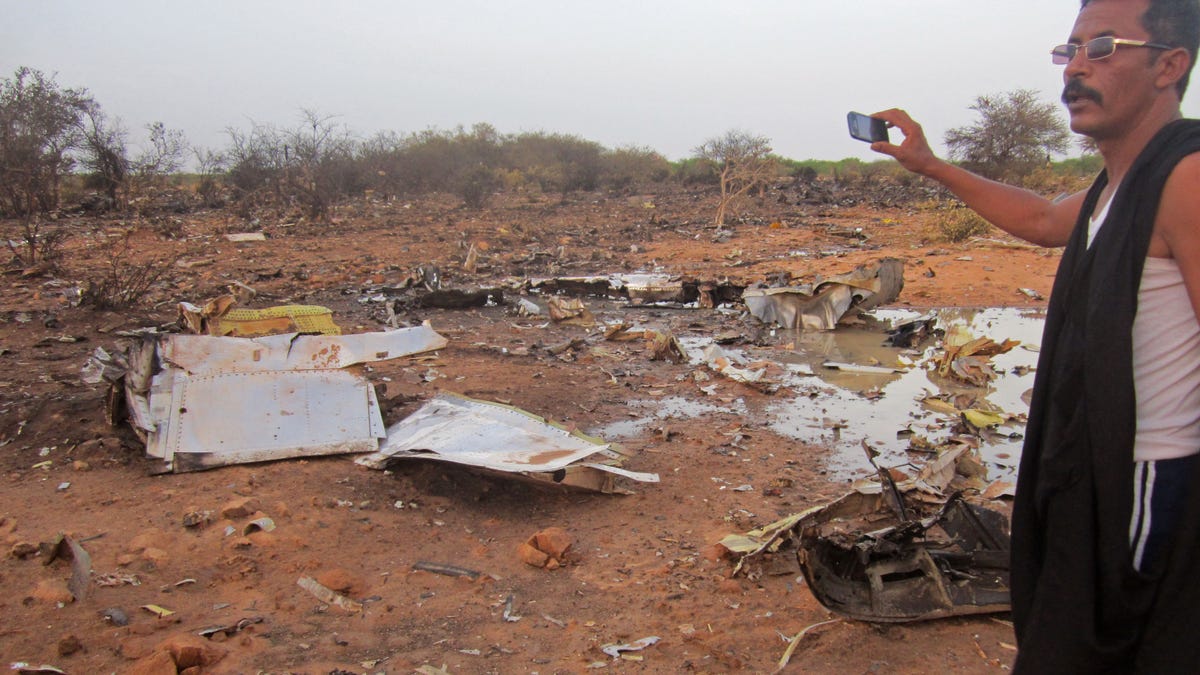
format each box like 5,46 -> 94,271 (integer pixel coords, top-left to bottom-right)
211,305 -> 341,337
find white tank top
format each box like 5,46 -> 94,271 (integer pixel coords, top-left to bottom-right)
1091,195 -> 1200,461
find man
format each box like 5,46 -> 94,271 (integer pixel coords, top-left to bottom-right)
870,0 -> 1200,671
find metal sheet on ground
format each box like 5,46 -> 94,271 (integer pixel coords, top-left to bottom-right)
159,325 -> 448,373
358,392 -> 659,490
157,369 -> 383,472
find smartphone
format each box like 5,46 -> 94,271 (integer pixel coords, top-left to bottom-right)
847,112 -> 889,143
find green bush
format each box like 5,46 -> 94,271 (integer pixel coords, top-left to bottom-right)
602,146 -> 671,191
935,208 -> 992,243
672,157 -> 719,186
459,164 -> 498,209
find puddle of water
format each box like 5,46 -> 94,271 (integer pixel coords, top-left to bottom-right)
589,307 -> 1044,482
764,307 -> 1045,480
590,395 -> 748,440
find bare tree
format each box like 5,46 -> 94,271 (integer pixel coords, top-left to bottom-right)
79,102 -> 128,209
192,146 -> 227,207
283,109 -> 357,219
693,130 -> 776,225
131,121 -> 187,191
225,120 -> 287,202
223,110 -> 357,219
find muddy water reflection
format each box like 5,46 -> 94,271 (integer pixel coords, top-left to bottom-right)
594,396 -> 749,439
768,307 -> 1045,480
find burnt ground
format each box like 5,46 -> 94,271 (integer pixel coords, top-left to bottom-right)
0,183 -> 1060,673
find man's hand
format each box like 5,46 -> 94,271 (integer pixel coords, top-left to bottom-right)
868,109 -> 940,176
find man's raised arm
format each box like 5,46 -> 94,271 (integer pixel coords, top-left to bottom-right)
870,108 -> 1083,248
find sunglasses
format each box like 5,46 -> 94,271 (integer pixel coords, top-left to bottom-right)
1051,36 -> 1173,64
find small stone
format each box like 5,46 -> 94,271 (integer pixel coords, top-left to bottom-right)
58,634 -> 83,656
72,460 -> 91,471
517,542 -> 551,568
73,439 -> 106,459
532,527 -> 573,560
74,436 -> 123,460
101,607 -> 130,626
11,541 -> 38,559
316,568 -> 367,597
518,527 -> 574,569
244,531 -> 276,547
156,633 -> 227,669
181,511 -> 210,528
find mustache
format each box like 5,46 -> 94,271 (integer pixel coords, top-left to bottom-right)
1062,79 -> 1103,105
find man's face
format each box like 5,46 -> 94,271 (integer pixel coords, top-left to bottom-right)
1062,0 -> 1162,140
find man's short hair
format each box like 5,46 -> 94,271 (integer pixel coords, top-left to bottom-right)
1081,0 -> 1200,97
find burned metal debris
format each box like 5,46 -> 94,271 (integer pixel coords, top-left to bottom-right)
800,492 -> 1009,622
934,325 -> 1021,387
743,258 -> 904,331
885,314 -> 939,348
525,274 -> 744,307
412,287 -> 505,310
721,442 -> 1011,622
357,262 -> 906,320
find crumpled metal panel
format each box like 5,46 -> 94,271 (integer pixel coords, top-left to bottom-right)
744,259 -> 905,330
126,324 -> 446,473
357,392 -> 659,492
365,392 -> 616,472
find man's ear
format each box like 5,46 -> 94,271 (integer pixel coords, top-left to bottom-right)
1156,47 -> 1192,91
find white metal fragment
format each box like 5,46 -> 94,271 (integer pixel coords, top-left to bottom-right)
600,636 -> 661,658
296,576 -> 363,612
357,392 -> 658,491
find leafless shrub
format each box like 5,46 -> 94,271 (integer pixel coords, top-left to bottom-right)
80,231 -> 176,309
224,110 -> 357,220
193,146 -> 227,208
79,103 -> 128,210
6,217 -> 68,271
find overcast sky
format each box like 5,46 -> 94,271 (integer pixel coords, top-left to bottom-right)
6,1 -> 1200,163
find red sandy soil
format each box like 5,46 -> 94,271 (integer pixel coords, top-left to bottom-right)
0,183 -> 1059,673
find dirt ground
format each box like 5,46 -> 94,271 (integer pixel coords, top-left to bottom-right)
0,183 -> 1060,674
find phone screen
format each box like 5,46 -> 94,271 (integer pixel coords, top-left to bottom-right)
847,112 -> 888,143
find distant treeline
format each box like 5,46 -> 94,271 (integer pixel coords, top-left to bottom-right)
1,66 -> 1102,220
